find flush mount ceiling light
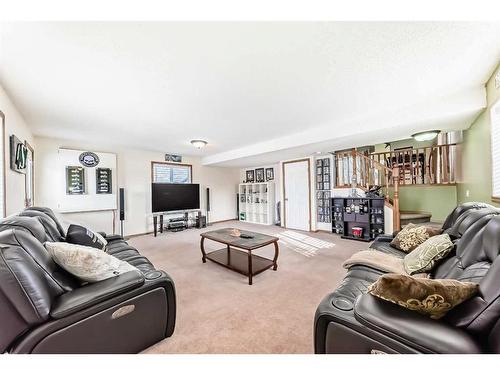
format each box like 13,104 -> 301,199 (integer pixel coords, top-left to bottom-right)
411,130 -> 440,142
190,139 -> 208,149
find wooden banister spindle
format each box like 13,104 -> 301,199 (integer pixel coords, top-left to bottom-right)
392,167 -> 400,231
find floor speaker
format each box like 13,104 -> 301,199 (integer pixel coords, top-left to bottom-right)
119,188 -> 125,220
206,187 -> 210,225
206,187 -> 210,212
119,188 -> 125,236
236,193 -> 239,218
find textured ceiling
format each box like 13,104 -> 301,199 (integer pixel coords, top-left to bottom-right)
0,22 -> 499,166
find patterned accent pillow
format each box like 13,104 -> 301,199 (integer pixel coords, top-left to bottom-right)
390,223 -> 442,252
66,224 -> 107,250
368,273 -> 478,319
45,242 -> 137,283
403,234 -> 453,275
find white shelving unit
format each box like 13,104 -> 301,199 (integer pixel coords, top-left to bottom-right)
238,182 -> 275,225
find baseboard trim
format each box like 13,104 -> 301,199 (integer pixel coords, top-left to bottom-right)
123,218 -> 239,239
208,218 -> 238,225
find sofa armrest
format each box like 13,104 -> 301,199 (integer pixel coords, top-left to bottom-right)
374,234 -> 394,242
354,294 -> 481,353
100,233 -> 123,241
50,270 -> 145,319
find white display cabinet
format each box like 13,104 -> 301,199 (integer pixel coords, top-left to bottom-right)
238,182 -> 275,225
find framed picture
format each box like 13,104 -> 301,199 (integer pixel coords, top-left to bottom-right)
10,135 -> 27,174
165,153 -> 182,162
246,170 -> 254,183
255,168 -> 265,182
265,167 -> 274,181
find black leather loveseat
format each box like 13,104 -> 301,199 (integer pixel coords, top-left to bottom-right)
315,202 -> 500,354
0,207 -> 176,353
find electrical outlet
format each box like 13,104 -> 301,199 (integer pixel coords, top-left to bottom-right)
466,190 -> 470,197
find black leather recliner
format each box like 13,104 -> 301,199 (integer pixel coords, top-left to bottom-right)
314,202 -> 500,354
0,207 -> 176,353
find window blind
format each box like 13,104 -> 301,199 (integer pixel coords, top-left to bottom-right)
152,163 -> 191,184
492,102 -> 500,199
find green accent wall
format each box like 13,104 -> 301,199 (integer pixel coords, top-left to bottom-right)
389,185 -> 457,223
457,62 -> 500,207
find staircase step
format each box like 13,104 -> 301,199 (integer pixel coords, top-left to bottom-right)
400,211 -> 432,225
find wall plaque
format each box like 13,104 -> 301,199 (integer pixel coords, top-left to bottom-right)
79,151 -> 100,167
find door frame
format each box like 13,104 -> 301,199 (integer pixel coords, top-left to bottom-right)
0,110 -> 5,218
282,158 -> 312,231
24,140 -> 35,207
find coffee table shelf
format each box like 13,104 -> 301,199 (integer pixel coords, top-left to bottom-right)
200,228 -> 279,285
206,247 -> 275,277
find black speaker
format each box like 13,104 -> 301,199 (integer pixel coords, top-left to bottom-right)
206,187 -> 210,212
196,212 -> 207,228
119,188 -> 125,220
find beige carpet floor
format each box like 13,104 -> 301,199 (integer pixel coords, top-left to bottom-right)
129,221 -> 368,354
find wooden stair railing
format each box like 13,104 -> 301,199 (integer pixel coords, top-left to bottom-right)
334,149 -> 401,231
370,144 -> 458,186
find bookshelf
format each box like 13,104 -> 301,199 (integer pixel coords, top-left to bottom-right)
238,182 -> 275,225
316,157 -> 332,223
332,197 -> 385,241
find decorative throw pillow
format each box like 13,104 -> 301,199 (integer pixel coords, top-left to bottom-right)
45,242 -> 137,283
367,273 -> 479,319
390,223 -> 442,252
403,234 -> 453,275
66,224 -> 107,250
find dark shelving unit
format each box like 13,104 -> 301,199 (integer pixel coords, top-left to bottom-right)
331,197 -> 385,241
316,157 -> 331,223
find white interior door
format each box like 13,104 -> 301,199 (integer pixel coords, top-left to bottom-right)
284,160 -> 310,231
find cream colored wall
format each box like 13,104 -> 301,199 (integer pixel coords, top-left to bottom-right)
35,136 -> 240,236
0,84 -> 35,216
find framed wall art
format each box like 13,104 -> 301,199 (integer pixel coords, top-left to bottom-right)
255,168 -> 265,182
246,170 -> 254,182
265,168 -> 274,181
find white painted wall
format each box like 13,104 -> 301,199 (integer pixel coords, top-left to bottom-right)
35,136 -> 240,236
0,84 -> 35,216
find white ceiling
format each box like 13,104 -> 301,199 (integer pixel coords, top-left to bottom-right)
0,22 -> 499,167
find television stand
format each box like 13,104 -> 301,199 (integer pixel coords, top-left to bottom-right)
153,211 -> 205,237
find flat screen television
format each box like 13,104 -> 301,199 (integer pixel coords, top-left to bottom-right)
152,183 -> 200,213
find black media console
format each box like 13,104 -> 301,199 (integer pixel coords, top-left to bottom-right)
153,211 -> 207,237
332,196 -> 385,242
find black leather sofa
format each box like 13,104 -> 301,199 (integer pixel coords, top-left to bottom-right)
314,202 -> 500,354
0,207 -> 176,353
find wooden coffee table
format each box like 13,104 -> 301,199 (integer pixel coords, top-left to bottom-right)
200,228 -> 279,285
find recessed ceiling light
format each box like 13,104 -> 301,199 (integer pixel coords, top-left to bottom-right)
411,130 -> 440,142
190,140 -> 207,149
315,151 -> 322,154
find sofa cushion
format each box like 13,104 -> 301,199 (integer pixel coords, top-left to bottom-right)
45,242 -> 137,283
19,210 -> 64,241
403,234 -> 454,275
370,239 -> 406,258
368,273 -> 479,319
25,207 -> 67,237
390,223 -> 442,252
0,216 -> 51,243
66,224 -> 107,250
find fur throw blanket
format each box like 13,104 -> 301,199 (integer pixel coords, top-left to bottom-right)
342,250 -> 428,278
